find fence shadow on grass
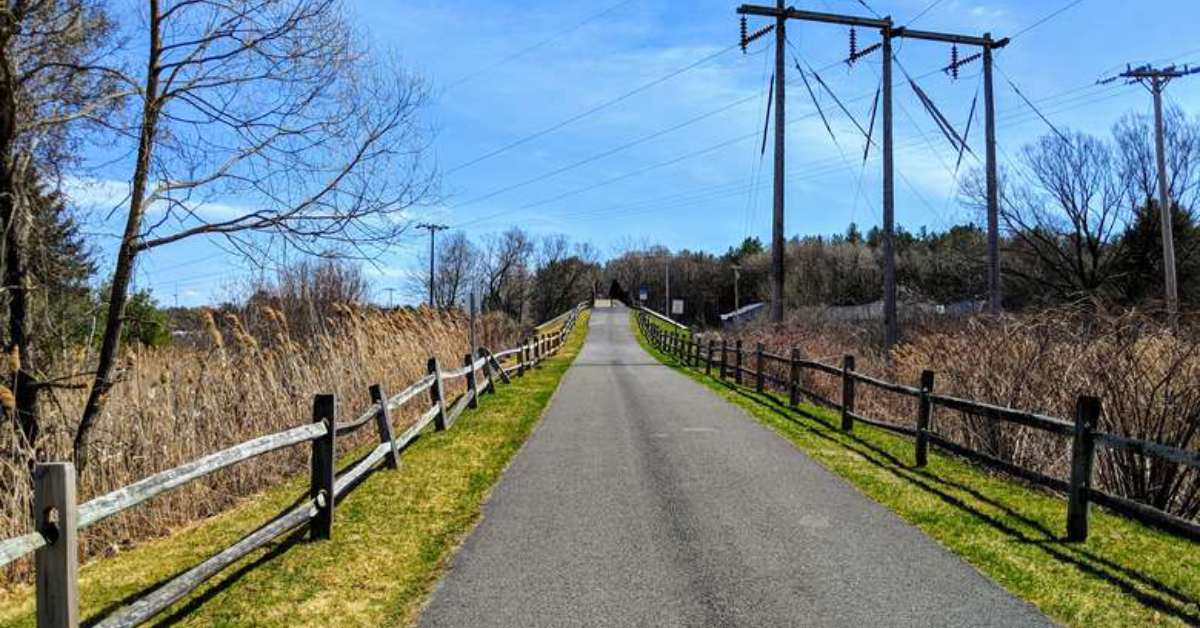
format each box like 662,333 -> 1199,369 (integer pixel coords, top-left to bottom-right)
689,362 -> 1200,625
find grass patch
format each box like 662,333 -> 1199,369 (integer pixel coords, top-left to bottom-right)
630,312 -> 1200,627
0,311 -> 590,627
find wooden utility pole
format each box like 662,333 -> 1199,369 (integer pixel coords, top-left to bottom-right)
665,255 -> 671,315
739,4 -> 1008,348
769,0 -> 786,323
1102,64 -> 1199,329
926,29 -> 1009,318
416,223 -> 448,308
881,25 -> 897,350
982,35 -> 1002,315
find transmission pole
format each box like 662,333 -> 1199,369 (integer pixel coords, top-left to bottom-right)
1101,64 -> 1199,328
416,223 -> 448,308
769,0 -> 786,323
982,34 -> 1002,316
740,3 -> 1007,349
881,24 -> 897,350
664,255 -> 671,315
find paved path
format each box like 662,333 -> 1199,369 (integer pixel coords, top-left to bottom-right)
419,305 -> 1049,627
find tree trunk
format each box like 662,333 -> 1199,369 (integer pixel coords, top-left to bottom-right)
0,24 -> 41,455
74,1 -> 162,470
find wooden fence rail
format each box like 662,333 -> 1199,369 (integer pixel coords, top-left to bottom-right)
634,309 -> 1200,544
0,303 -> 587,628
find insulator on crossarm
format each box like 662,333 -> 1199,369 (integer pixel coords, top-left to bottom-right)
951,45 -> 959,80
740,16 -> 748,53
849,28 -> 858,62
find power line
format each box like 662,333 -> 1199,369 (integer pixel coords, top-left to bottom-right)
904,0 -> 948,28
442,0 -> 637,92
445,43 -> 740,175
455,73 -> 1129,233
490,78 -> 1136,232
1010,0 -> 1087,40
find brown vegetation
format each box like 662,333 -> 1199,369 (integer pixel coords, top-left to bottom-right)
729,307 -> 1200,520
0,305 -> 519,585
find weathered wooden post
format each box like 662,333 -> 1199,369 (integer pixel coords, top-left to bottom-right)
517,339 -> 527,377
915,370 -> 935,467
428,357 -> 448,430
479,348 -> 497,393
369,385 -> 400,469
720,340 -> 728,379
755,343 -> 765,393
465,353 -> 479,409
310,394 -> 336,540
468,290 -> 478,363
1067,395 -> 1101,541
34,462 -> 78,628
789,348 -> 801,407
706,339 -> 715,375
735,340 -> 744,385
841,355 -> 856,431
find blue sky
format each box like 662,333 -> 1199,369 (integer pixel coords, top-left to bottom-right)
74,0 -> 1200,305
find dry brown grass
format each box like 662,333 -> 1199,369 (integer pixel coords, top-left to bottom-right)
0,305 -> 520,586
729,307 -> 1200,520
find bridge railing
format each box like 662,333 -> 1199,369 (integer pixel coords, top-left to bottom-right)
634,309 -> 1200,545
0,303 -> 587,628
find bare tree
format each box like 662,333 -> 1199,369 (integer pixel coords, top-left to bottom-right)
531,236 -> 599,322
74,0 -> 437,467
1113,104 -> 1200,209
480,227 -> 533,321
0,0 -> 126,449
410,231 -> 478,308
963,132 -> 1130,302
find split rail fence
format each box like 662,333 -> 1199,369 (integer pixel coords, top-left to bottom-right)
635,308 -> 1200,545
0,303 -> 587,628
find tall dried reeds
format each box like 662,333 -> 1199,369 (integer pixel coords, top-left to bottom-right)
730,307 -> 1200,521
0,305 -> 520,584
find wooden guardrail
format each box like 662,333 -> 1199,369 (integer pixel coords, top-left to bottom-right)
0,303 -> 588,628
634,309 -> 1200,544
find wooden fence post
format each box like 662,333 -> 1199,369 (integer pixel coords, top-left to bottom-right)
735,340 -> 744,385
465,353 -> 479,409
34,462 -> 78,628
310,394 -> 336,540
755,343 -> 765,393
719,340 -> 728,379
915,370 -> 935,467
517,340 -> 527,377
479,348 -> 497,394
789,348 -> 800,407
369,385 -> 400,469
1067,395 -> 1101,541
706,339 -> 715,375
428,357 -> 448,430
841,355 -> 856,431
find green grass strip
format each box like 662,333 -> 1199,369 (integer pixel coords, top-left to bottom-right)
0,311 -> 590,627
630,312 -> 1199,627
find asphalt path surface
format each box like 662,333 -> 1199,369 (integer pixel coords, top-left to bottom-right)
419,304 -> 1049,627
